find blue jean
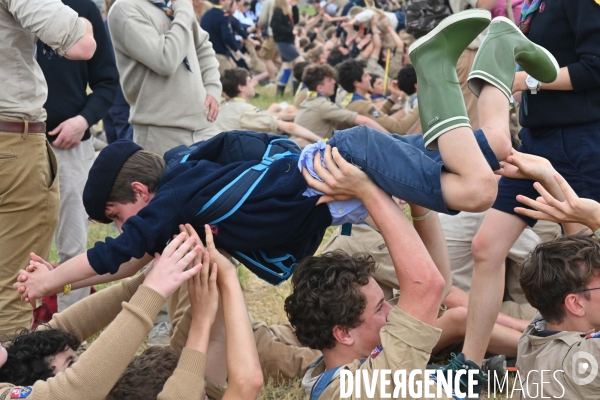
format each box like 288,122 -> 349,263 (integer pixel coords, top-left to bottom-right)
327,126 -> 498,215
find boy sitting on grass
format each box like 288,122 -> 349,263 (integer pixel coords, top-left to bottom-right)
215,68 -> 322,146
16,10 -> 558,310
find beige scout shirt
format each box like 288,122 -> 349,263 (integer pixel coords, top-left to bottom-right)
294,96 -> 358,139
293,88 -> 308,108
346,99 -> 419,135
517,315 -> 600,399
108,0 -> 221,131
302,307 -> 451,400
0,0 -> 86,122
215,99 -> 279,133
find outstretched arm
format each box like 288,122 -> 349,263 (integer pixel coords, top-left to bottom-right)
277,120 -> 322,143
304,146 -> 445,325
204,225 -> 264,400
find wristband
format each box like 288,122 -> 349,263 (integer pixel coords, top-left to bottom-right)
63,284 -> 72,296
412,209 -> 432,221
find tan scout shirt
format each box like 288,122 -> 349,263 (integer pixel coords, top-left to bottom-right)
0,0 -> 86,121
215,99 -> 279,133
302,307 -> 451,400
346,99 -> 419,135
517,315 -> 600,399
294,96 -> 358,139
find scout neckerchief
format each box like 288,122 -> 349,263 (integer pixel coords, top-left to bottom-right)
307,91 -> 324,99
340,92 -> 362,108
295,83 -> 307,96
148,0 -> 192,72
519,0 -> 542,34
370,93 -> 387,100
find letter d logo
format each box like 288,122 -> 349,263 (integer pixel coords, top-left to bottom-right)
571,351 -> 598,386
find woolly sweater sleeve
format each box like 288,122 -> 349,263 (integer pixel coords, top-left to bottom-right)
47,273 -> 146,341
25,286 -> 165,400
158,348 -> 208,399
564,0 -> 600,91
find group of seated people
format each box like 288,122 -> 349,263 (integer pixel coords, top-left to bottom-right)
2,9 -> 599,400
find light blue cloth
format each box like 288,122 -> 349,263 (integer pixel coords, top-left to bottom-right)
298,141 -> 369,225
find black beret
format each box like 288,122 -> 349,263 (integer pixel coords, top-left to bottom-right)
83,140 -> 143,224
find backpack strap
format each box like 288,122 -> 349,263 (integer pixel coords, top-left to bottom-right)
195,138 -> 299,225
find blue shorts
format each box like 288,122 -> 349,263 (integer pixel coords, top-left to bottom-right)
493,121 -> 600,226
276,41 -> 300,62
327,127 -> 499,215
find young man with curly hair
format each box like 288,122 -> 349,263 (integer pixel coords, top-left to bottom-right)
285,148 -> 452,399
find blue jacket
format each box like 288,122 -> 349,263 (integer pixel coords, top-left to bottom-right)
201,6 -> 239,56
520,0 -> 600,130
87,131 -> 332,284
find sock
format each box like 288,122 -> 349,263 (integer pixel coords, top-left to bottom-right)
279,69 -> 292,86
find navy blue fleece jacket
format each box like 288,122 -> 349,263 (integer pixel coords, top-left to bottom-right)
86,157 -> 332,276
520,0 -> 600,130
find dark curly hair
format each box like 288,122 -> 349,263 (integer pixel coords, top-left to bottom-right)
285,250 -> 377,350
396,64 -> 417,95
520,234 -> 600,324
106,346 -> 179,399
335,59 -> 366,93
0,326 -> 80,386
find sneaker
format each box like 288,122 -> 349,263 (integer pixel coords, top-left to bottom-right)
438,352 -> 486,399
147,321 -> 171,346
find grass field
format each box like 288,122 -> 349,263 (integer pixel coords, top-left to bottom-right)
49,86 -> 513,399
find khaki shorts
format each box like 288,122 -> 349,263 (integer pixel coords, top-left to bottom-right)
259,36 -> 279,61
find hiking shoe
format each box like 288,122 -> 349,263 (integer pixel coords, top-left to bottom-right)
468,16 -> 560,99
408,9 -> 491,150
438,352 -> 486,399
147,321 -> 171,346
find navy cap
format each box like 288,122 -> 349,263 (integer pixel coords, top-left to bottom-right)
83,140 -> 143,224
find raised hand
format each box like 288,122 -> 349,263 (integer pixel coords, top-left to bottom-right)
515,174 -> 600,231
143,232 -> 203,298
203,224 -> 237,283
302,145 -> 377,204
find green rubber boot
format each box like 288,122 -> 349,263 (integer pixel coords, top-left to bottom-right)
468,17 -> 560,99
409,9 -> 491,150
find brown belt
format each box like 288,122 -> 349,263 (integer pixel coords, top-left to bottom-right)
0,120 -> 46,134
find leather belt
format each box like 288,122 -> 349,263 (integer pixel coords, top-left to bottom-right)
0,121 -> 46,134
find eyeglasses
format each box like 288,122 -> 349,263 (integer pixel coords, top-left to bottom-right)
573,287 -> 600,293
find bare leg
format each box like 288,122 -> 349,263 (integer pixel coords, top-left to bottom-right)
265,59 -> 277,81
478,83 -> 512,161
434,307 -> 520,358
438,82 -> 514,212
462,209 -> 527,365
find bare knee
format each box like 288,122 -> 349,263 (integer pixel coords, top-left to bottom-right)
462,173 -> 498,212
471,230 -> 503,269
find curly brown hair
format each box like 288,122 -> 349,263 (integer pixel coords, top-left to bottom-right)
284,250 -> 377,350
520,235 -> 600,324
106,346 -> 179,399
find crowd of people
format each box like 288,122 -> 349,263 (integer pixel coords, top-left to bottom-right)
0,0 -> 599,398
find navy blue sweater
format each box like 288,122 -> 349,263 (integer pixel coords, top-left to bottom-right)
201,7 -> 239,56
270,6 -> 299,43
37,0 -> 118,142
520,0 -> 600,131
87,156 -> 332,276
